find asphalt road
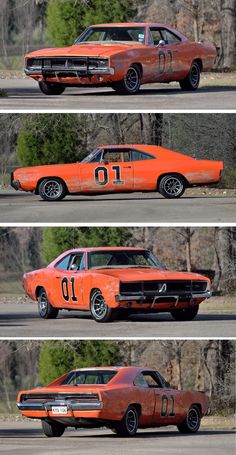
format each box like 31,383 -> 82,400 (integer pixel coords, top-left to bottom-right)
0,78 -> 236,110
0,189 -> 236,223
0,301 -> 235,338
0,421 -> 234,455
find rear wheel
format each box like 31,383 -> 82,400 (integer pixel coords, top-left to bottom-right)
113,406 -> 139,437
171,305 -> 199,321
158,174 -> 186,198
42,420 -> 65,437
177,406 -> 201,433
90,289 -> 117,323
38,178 -> 66,201
39,81 -> 65,95
112,64 -> 141,95
179,61 -> 201,91
38,288 -> 59,319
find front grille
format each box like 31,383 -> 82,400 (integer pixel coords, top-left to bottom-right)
27,57 -> 108,70
120,280 -> 207,295
20,393 -> 100,403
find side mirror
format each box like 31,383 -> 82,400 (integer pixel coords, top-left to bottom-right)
158,40 -> 165,47
70,264 -> 78,272
103,160 -> 109,165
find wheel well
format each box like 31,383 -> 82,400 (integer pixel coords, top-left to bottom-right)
132,63 -> 143,77
35,176 -> 68,195
35,285 -> 44,299
129,403 -> 142,417
192,58 -> 203,72
191,403 -> 202,416
157,172 -> 189,190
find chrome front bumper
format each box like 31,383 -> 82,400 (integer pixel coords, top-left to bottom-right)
25,67 -> 114,76
115,290 -> 212,303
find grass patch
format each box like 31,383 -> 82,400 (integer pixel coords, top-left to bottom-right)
0,278 -> 24,295
220,168 -> 236,189
200,295 -> 236,313
201,415 -> 235,430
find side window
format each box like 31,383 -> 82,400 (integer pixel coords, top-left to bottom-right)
150,28 -> 163,46
131,150 -> 155,161
161,29 -> 181,45
135,372 -> 163,388
55,254 -> 71,271
68,253 -> 84,271
90,150 -> 103,163
103,150 -> 123,162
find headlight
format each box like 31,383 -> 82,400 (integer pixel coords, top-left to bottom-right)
89,58 -> 108,68
27,58 -> 42,68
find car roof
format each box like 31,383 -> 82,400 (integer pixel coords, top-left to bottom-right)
97,144 -> 160,156
91,22 -> 174,28
64,246 -> 147,253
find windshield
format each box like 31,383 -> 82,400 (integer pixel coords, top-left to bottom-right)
75,26 -> 146,44
61,370 -> 117,385
81,148 -> 100,163
88,250 -> 165,270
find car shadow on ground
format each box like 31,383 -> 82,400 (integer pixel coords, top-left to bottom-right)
128,313 -> 236,323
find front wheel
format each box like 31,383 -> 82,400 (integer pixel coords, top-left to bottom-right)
38,178 -> 66,201
171,305 -> 199,321
42,420 -> 65,437
158,174 -> 186,199
39,81 -> 65,95
112,64 -> 141,95
113,406 -> 139,437
90,289 -> 117,323
177,406 -> 201,433
179,61 -> 201,91
38,288 -> 59,319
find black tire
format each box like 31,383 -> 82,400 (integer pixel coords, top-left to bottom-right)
38,178 -> 67,201
158,174 -> 186,199
112,64 -> 141,95
42,420 -> 65,437
90,289 -> 117,323
177,406 -> 201,433
171,305 -> 199,321
179,61 -> 201,91
38,288 -> 59,319
39,81 -> 65,95
113,406 -> 139,437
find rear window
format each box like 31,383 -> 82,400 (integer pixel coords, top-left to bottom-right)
61,370 -> 117,385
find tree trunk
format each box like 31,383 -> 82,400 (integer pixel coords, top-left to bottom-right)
220,0 -> 236,69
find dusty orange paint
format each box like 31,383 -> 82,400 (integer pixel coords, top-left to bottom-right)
24,22 -> 216,91
22,247 -> 211,316
17,366 -> 210,431
11,144 -> 223,197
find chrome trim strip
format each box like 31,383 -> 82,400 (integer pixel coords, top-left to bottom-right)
17,400 -> 103,411
116,290 -> 211,302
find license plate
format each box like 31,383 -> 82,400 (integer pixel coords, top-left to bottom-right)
51,406 -> 67,415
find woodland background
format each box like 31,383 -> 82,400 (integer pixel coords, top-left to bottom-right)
0,340 -> 235,416
0,227 -> 235,295
0,0 -> 235,71
0,113 -> 236,187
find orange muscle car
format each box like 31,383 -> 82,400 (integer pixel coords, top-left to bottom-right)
22,247 -> 211,323
17,366 -> 210,438
24,22 -> 217,95
11,144 -> 223,201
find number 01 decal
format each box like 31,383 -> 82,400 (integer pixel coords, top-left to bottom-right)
95,165 -> 124,186
160,394 -> 175,417
158,49 -> 173,74
61,277 -> 78,302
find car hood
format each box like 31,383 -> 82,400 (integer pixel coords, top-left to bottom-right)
25,43 -> 145,59
14,163 -> 78,177
94,268 -> 208,282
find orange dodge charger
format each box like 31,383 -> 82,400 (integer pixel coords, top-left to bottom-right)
17,366 -> 210,438
11,145 -> 223,201
22,247 -> 211,323
24,22 -> 216,95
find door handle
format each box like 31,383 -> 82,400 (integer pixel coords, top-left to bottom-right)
124,166 -> 131,169
55,276 -> 61,279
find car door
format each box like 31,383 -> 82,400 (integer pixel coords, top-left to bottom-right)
131,149 -> 158,191
148,27 -> 184,82
50,252 -> 86,309
79,148 -> 134,192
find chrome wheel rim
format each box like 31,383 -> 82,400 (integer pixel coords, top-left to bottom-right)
190,64 -> 199,87
38,291 -> 48,316
91,291 -> 107,320
187,408 -> 199,431
124,67 -> 139,92
163,176 -> 183,196
126,409 -> 137,433
43,180 -> 62,199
